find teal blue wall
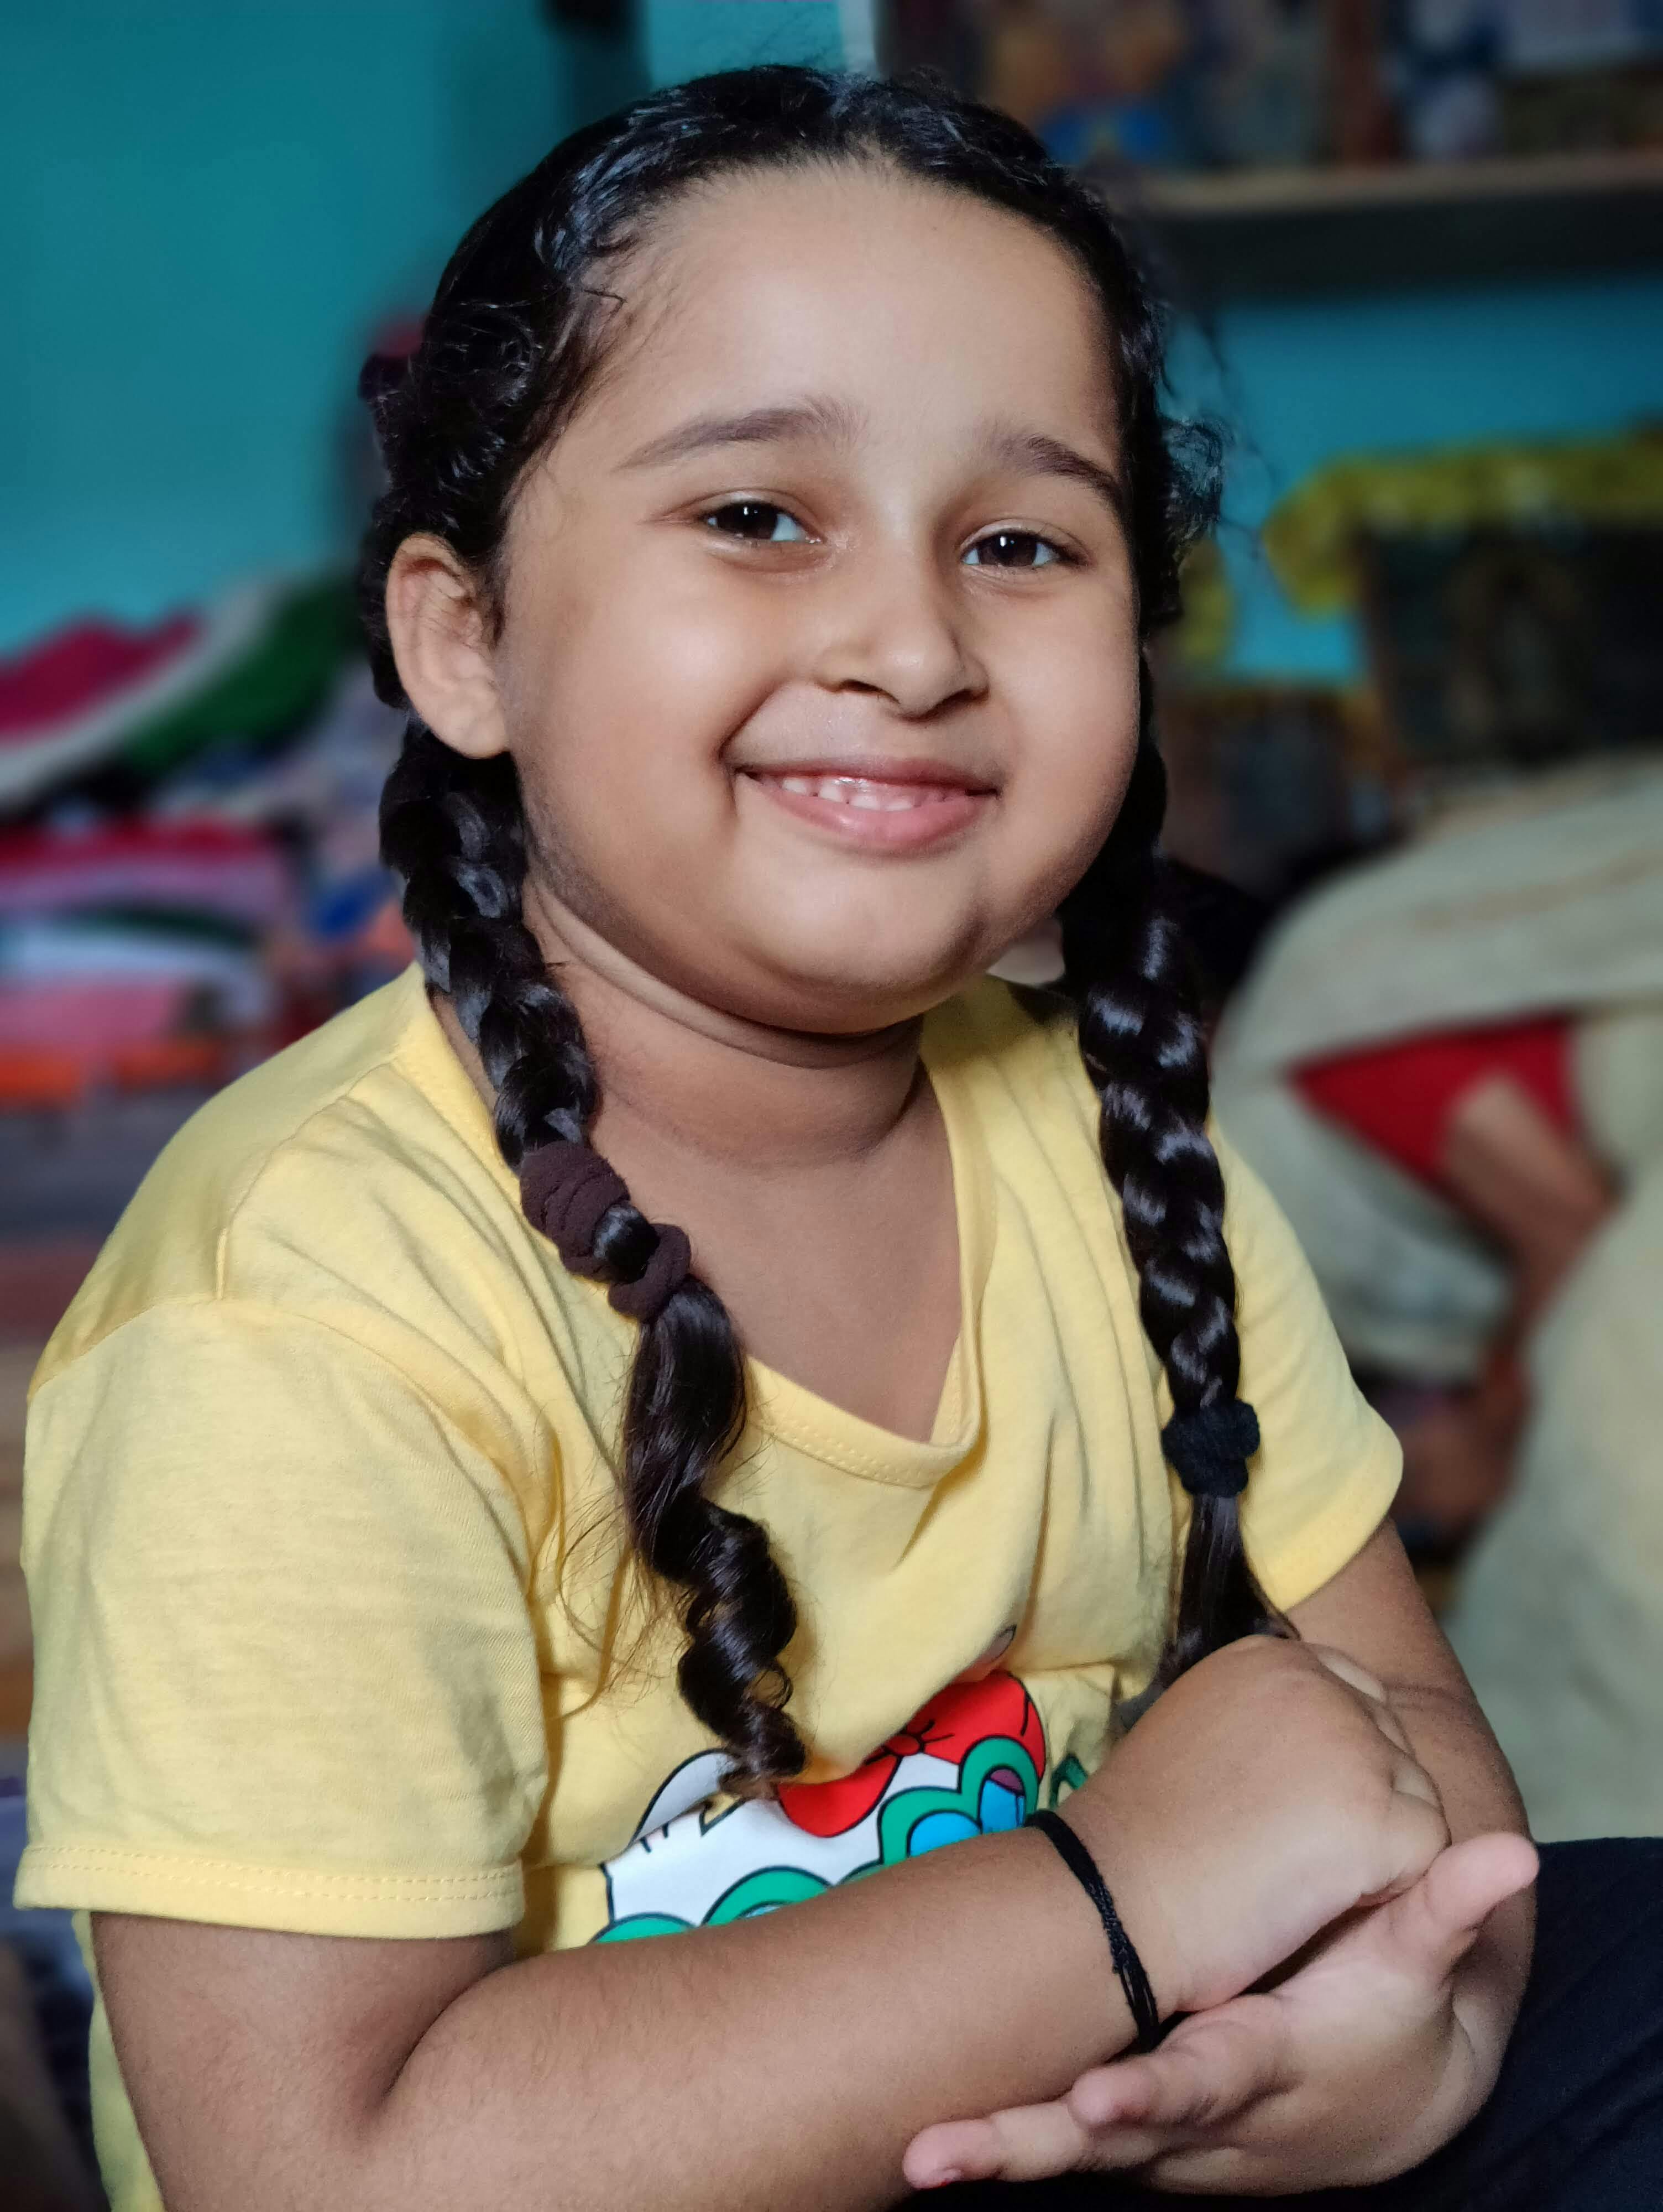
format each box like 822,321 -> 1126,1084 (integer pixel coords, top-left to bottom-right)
1,1 -> 641,651
1170,273 -> 1663,680
644,2 -> 845,84
6,2 -> 1659,680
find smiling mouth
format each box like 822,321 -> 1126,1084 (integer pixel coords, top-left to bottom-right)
759,771 -> 972,813
738,764 -> 994,852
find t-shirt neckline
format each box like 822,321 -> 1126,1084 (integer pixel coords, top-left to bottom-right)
395,965 -> 992,1490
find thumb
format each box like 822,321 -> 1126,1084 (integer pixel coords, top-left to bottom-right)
1370,1832 -> 1539,1987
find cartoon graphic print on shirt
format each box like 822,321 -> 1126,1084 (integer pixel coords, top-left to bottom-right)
595,1667 -> 1080,1942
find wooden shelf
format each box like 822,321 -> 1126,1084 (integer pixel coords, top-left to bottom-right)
1101,147 -> 1663,298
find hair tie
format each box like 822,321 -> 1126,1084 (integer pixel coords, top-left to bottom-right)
608,1224 -> 691,1326
519,1141 -> 627,1274
1162,1398 -> 1260,1500
519,1142 -> 692,1324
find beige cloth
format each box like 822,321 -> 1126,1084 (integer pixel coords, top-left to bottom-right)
1212,756 -> 1663,1380
1446,1152 -> 1663,1839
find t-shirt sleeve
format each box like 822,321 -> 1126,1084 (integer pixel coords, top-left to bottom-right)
1216,1133 -> 1403,1611
15,1300 -> 552,1938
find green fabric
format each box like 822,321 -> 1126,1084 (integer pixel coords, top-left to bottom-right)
118,577 -> 359,783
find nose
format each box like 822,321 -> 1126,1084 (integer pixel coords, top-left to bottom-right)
807,542 -> 987,718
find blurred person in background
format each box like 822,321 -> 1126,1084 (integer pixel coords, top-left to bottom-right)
1212,750 -> 1663,1839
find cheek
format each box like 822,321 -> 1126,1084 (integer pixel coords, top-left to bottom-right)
1003,619 -> 1143,854
509,553 -> 778,855
550,563 -> 761,749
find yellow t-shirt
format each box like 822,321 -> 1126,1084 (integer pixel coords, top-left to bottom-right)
16,966 -> 1398,2210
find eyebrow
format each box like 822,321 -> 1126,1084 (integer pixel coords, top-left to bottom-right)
618,396 -> 866,472
617,397 -> 1129,527
977,421 -> 1130,530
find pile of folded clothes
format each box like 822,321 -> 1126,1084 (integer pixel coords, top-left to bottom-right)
0,575 -> 412,1113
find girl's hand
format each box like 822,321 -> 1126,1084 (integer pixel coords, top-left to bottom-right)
903,1829 -> 1539,2195
1059,1636 -> 1451,2022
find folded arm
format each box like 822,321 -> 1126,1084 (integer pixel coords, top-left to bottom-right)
904,1520 -> 1536,2194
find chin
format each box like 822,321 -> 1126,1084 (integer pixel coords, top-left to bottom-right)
758,937 -> 989,1032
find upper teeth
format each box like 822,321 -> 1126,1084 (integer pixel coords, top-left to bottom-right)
775,774 -> 944,811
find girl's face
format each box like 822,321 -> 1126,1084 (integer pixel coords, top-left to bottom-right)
480,164 -> 1141,1034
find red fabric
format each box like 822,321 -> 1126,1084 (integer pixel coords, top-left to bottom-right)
0,979 -> 192,1055
0,819 -> 289,927
1295,1018 -> 1577,1188
0,613 -> 200,738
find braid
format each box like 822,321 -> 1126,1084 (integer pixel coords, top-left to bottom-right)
1061,674 -> 1287,1685
381,728 -> 805,1793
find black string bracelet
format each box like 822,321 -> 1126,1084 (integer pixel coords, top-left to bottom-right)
1026,1808 -> 1162,2053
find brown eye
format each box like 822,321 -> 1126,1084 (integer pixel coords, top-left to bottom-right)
965,531 -> 1062,570
703,502 -> 810,543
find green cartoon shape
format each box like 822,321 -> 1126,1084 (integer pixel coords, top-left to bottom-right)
597,1864 -> 831,1943
706,1866 -> 831,1924
1048,1752 -> 1088,1810
866,1735 -> 1041,1871
595,1912 -> 692,1943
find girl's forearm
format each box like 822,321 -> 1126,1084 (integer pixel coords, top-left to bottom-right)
359,1826 -> 1141,2212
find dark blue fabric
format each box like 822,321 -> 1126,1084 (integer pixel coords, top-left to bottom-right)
925,1840 -> 1663,2211
2,1768 -> 97,2176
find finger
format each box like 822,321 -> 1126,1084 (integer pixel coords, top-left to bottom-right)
903,2103 -> 1092,2190
1368,1832 -> 1540,1988
1369,1703 -> 1416,1757
1308,1646 -> 1388,1704
902,2005 -> 1292,2192
1306,1645 -> 1419,1751
1390,1753 -> 1445,1810
1068,2002 -> 1285,2138
1369,1767 -> 1452,1902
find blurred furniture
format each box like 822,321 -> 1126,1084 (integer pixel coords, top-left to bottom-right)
1125,145 -> 1663,296
881,1 -> 1663,297
1159,679 -> 1390,900
1261,430 -> 1663,795
1359,524 -> 1663,772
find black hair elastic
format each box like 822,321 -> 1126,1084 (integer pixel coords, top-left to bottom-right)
1162,1397 -> 1261,1500
1027,1807 -> 1162,2052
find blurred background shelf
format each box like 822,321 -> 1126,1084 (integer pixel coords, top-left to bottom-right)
1122,148 -> 1663,298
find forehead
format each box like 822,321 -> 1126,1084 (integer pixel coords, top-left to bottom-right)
567,162 -> 1119,466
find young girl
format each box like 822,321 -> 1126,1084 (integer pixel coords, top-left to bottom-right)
15,67 -> 1660,2212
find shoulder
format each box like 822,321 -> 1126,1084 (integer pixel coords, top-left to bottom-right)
34,968 -> 521,1395
26,969 -> 568,1574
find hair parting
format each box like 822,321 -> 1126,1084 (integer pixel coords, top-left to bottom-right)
364,64 -> 1281,1795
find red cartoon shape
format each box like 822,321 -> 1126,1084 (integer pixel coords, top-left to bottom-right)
777,1672 -> 1044,1839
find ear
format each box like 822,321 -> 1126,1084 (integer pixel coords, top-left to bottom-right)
384,534 -> 507,761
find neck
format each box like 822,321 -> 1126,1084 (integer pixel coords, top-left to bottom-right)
441,884 -> 929,1176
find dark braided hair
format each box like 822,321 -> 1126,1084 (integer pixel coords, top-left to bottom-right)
360,65 -> 1282,1793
